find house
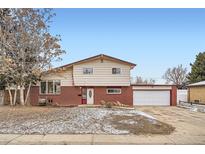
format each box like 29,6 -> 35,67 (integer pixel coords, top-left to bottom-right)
187,81 -> 205,104
30,54 -> 136,106
29,54 -> 177,107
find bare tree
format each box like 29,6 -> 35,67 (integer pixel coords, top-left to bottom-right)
162,64 -> 188,88
0,9 -> 65,105
135,76 -> 156,84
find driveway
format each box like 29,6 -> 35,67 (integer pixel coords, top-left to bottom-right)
0,106 -> 205,144
135,106 -> 205,144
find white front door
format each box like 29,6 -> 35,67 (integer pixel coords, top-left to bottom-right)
87,88 -> 94,104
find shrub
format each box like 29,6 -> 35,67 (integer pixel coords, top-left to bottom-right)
100,100 -> 129,108
105,101 -> 113,108
100,100 -> 106,106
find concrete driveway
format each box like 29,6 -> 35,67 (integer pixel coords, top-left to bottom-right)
135,106 -> 205,144
0,106 -> 205,144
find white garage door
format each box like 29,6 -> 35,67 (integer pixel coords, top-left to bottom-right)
133,90 -> 170,106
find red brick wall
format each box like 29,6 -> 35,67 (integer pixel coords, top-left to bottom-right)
21,85 -> 177,107
30,86 -> 82,106
171,86 -> 177,106
94,86 -> 133,106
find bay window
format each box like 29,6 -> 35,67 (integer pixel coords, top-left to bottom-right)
40,81 -> 47,94
40,80 -> 61,94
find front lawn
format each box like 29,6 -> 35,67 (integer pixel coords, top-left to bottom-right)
0,106 -> 175,135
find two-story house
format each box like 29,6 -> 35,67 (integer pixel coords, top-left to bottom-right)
30,54 -> 136,106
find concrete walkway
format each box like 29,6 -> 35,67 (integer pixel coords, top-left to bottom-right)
0,134 -> 205,145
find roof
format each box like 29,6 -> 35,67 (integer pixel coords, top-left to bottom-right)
188,81 -> 205,87
54,54 -> 136,70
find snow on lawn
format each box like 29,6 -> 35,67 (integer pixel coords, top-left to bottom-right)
0,107 -> 174,135
113,109 -> 156,119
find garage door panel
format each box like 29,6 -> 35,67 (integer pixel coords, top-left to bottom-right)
133,91 -> 170,106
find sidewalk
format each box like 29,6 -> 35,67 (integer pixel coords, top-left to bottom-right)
0,134 -> 205,145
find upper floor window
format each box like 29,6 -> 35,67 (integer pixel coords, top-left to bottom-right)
40,80 -> 61,94
112,68 -> 121,74
83,68 -> 93,74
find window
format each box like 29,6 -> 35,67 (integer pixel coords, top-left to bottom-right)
112,68 -> 121,74
40,80 -> 61,94
107,88 -> 122,94
40,81 -> 46,94
48,81 -> 54,94
83,68 -> 93,74
54,81 -> 61,94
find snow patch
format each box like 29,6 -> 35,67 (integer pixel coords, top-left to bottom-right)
119,119 -> 138,125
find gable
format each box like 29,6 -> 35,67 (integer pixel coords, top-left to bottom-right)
73,58 -> 131,86
54,54 -> 136,70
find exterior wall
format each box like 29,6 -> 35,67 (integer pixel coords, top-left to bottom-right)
188,86 -> 205,104
29,86 -> 133,106
30,86 -> 81,106
171,86 -> 177,106
73,59 -> 131,86
93,86 -> 133,106
39,68 -> 73,86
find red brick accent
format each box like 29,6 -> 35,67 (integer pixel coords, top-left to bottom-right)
171,86 -> 177,106
30,86 -> 81,106
94,86 -> 133,106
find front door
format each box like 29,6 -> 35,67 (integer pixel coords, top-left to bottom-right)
87,88 -> 94,104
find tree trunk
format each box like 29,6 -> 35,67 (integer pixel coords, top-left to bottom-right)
13,87 -> 17,106
7,86 -> 13,106
20,86 -> 25,105
25,82 -> 31,105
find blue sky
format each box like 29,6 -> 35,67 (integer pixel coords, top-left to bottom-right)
49,9 -> 205,83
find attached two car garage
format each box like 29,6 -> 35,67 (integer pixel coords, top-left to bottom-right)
132,85 -> 177,106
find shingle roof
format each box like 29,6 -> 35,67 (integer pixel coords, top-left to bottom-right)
58,54 -> 136,68
188,81 -> 205,87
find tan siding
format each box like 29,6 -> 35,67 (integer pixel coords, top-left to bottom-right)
189,86 -> 205,104
73,59 -> 131,86
40,69 -> 73,86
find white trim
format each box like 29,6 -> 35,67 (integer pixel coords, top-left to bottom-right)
87,88 -> 94,104
133,86 -> 172,90
106,88 -> 122,94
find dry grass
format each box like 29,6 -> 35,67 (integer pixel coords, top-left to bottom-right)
0,106 -> 175,135
111,115 -> 175,135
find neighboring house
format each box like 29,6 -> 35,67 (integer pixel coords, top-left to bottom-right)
187,81 -> 205,104
30,54 -> 136,106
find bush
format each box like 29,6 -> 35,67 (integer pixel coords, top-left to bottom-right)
105,101 -> 113,108
100,100 -> 129,108
100,100 -> 106,106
